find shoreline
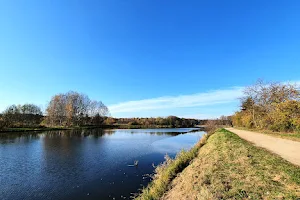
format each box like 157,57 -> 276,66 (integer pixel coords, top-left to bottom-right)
0,125 -> 202,134
135,130 -> 213,200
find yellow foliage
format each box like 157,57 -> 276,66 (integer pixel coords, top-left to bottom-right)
269,100 -> 300,132
232,111 -> 253,128
233,81 -> 300,133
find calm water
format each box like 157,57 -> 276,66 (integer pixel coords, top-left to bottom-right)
0,128 -> 205,200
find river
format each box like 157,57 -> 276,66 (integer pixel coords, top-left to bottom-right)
0,128 -> 205,200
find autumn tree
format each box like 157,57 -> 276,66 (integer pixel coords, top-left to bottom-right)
232,80 -> 300,132
104,117 -> 116,125
45,91 -> 109,127
2,104 -> 43,127
0,115 -> 5,129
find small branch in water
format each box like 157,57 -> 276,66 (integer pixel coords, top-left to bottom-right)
127,160 -> 139,167
134,160 -> 139,166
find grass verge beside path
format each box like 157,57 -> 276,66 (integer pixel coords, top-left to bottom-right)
162,129 -> 300,199
234,127 -> 300,142
135,131 -> 214,200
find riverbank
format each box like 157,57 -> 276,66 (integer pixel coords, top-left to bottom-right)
0,125 -> 200,134
136,129 -> 300,199
0,125 -> 114,133
135,131 -> 214,200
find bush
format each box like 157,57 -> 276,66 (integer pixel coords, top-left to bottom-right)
205,120 -> 219,133
269,100 -> 300,132
0,119 -> 5,130
128,121 -> 140,126
232,80 -> 300,132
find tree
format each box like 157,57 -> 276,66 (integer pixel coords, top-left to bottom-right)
2,104 -> 43,127
232,80 -> 300,132
269,100 -> 300,132
0,116 -> 5,129
20,104 -> 42,115
104,117 -> 116,125
46,94 -> 67,126
45,91 -> 109,127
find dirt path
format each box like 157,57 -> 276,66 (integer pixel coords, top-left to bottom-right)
226,128 -> 300,166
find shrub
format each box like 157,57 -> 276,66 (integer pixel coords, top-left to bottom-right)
0,119 -> 5,130
233,80 -> 300,132
269,100 -> 300,132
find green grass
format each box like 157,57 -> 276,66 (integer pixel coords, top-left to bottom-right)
204,129 -> 300,199
136,129 -> 300,200
134,132 -> 213,200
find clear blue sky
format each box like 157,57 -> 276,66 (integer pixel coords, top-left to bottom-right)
0,0 -> 299,118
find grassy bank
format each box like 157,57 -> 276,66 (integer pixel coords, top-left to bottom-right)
234,127 -> 300,142
135,131 -> 213,200
137,129 -> 300,200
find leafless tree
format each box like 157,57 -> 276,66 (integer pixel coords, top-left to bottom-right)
45,91 -> 109,127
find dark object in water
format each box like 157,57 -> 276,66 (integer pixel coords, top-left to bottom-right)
127,160 -> 139,167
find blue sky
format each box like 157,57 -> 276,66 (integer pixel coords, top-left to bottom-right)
0,0 -> 299,118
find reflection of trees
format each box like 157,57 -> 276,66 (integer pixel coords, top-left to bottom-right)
126,129 -> 203,136
0,128 -> 205,143
0,132 -> 41,141
112,116 -> 203,127
40,128 -> 109,183
44,128 -> 111,138
137,131 -> 179,136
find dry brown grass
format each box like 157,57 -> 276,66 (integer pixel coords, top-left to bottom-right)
162,129 -> 300,200
134,132 -> 213,200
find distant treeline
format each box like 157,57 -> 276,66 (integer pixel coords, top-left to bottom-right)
0,104 -> 43,128
232,80 -> 300,132
103,116 -> 206,128
0,112 -> 208,130
0,91 -> 221,130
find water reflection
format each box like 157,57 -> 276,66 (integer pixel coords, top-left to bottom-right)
0,128 -> 204,200
0,132 -> 41,145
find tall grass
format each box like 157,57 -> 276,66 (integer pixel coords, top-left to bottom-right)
135,131 -> 214,200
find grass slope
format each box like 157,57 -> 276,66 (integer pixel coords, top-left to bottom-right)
135,132 -> 213,200
162,129 -> 300,199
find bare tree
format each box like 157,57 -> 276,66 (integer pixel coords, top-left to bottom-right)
45,91 -> 109,127
2,104 -> 43,127
233,80 -> 300,131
